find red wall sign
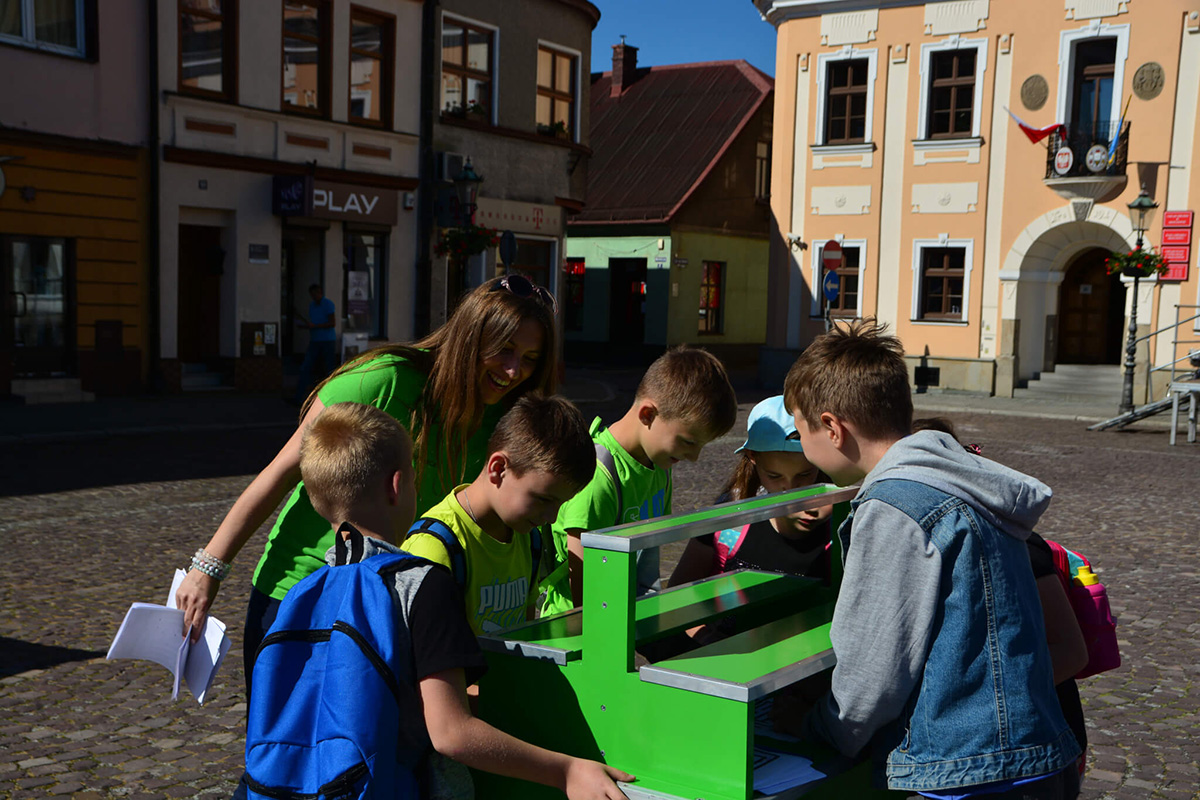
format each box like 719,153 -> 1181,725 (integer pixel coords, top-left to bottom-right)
1163,210 -> 1194,228
1162,228 -> 1192,246
1160,210 -> 1193,282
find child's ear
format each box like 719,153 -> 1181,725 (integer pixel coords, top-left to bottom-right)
387,469 -> 403,505
821,412 -> 849,450
485,452 -> 508,487
636,399 -> 659,428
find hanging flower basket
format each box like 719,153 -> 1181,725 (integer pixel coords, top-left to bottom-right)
1105,246 -> 1168,278
434,224 -> 500,261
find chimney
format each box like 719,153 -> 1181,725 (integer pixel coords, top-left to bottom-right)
611,37 -> 638,97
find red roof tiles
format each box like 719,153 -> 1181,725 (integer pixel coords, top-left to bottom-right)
574,59 -> 773,224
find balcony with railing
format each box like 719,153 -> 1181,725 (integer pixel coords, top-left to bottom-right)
1043,120 -> 1129,203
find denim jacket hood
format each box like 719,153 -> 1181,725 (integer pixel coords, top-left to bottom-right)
861,430 -> 1052,540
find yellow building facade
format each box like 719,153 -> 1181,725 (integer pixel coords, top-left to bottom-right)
757,0 -> 1200,401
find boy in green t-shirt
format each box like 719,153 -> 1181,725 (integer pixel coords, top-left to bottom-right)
541,346 -> 738,616
402,394 -> 596,635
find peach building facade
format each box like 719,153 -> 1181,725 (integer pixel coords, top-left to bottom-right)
756,0 -> 1200,401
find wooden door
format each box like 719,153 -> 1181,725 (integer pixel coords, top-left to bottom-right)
1057,249 -> 1122,364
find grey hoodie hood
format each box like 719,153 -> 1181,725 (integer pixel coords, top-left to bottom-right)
324,531 -> 404,566
860,430 -> 1051,540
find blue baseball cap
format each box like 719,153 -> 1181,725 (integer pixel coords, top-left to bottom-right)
736,395 -> 806,454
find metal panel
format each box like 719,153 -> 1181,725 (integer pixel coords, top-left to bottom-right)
581,484 -> 859,552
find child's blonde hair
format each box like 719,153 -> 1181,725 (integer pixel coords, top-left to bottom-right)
487,394 -> 595,490
636,346 -> 738,438
300,402 -> 413,523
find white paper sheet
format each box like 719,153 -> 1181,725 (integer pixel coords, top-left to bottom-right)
107,573 -> 229,704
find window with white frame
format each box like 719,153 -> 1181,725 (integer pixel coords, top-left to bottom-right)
1055,23 -> 1129,144
810,240 -> 864,319
0,0 -> 87,56
917,38 -> 988,140
815,47 -> 878,146
911,239 -> 974,322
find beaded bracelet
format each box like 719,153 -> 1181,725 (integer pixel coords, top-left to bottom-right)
190,548 -> 232,581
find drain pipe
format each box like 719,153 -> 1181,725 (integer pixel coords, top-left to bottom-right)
146,0 -> 163,392
413,0 -> 439,338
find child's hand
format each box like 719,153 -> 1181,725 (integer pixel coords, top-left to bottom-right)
564,758 -> 635,800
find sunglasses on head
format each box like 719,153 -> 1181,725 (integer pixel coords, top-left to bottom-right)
491,274 -> 558,315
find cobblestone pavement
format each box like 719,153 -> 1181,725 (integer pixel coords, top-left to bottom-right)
1,388 -> 1197,799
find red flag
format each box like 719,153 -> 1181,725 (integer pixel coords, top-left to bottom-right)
1004,107 -> 1066,144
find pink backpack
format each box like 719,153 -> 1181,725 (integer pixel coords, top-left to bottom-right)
712,525 -> 752,571
1047,539 -> 1120,679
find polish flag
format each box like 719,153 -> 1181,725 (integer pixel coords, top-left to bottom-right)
1004,107 -> 1067,144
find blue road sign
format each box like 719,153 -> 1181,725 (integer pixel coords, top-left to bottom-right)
822,269 -> 840,303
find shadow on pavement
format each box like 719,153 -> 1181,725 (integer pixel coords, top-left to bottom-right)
0,637 -> 108,678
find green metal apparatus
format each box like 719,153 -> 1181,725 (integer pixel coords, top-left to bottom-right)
473,484 -> 902,799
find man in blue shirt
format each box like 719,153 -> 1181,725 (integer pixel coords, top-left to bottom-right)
294,283 -> 337,403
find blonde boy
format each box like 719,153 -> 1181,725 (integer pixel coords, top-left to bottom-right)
245,402 -> 633,800
541,346 -> 738,616
403,394 -> 597,635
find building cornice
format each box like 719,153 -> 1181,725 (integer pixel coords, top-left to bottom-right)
754,0 -> 949,27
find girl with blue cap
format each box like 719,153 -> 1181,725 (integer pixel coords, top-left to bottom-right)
669,394 -> 834,590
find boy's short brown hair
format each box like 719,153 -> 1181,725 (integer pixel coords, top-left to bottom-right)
487,394 -> 595,489
636,345 -> 738,437
300,402 -> 412,523
784,318 -> 912,440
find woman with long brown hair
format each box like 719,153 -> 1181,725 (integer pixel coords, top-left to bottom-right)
175,276 -> 558,682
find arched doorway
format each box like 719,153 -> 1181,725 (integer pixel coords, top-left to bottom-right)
1056,247 -> 1124,364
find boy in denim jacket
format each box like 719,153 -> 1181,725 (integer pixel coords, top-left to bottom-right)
783,321 -> 1080,799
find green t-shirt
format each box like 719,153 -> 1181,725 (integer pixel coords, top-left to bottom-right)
402,486 -> 538,635
541,417 -> 672,615
251,353 -> 504,600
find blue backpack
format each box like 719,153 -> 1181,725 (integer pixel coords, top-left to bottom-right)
245,527 -> 429,800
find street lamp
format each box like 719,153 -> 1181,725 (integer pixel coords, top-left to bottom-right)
1119,187 -> 1159,414
453,157 -> 483,226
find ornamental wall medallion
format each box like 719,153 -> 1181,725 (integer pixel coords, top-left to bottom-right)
1020,75 -> 1048,111
1132,62 -> 1165,101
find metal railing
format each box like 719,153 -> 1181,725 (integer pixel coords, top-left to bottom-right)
1044,120 -> 1129,180
1143,305 -> 1200,389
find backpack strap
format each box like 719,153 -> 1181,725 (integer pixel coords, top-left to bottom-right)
594,442 -> 623,527
407,517 -> 466,590
333,521 -> 366,566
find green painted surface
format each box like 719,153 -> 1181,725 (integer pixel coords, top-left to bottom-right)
648,597 -> 836,688
564,234 -> 669,344
473,491 -> 903,799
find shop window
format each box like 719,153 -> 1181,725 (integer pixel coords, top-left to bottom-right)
699,261 -> 724,335
282,1 -> 330,116
564,257 -> 585,332
819,245 -> 860,318
344,231 -> 386,338
918,246 -> 966,321
348,6 -> 393,126
537,45 -> 577,139
512,238 -> 554,290
441,15 -> 493,121
179,0 -> 237,99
